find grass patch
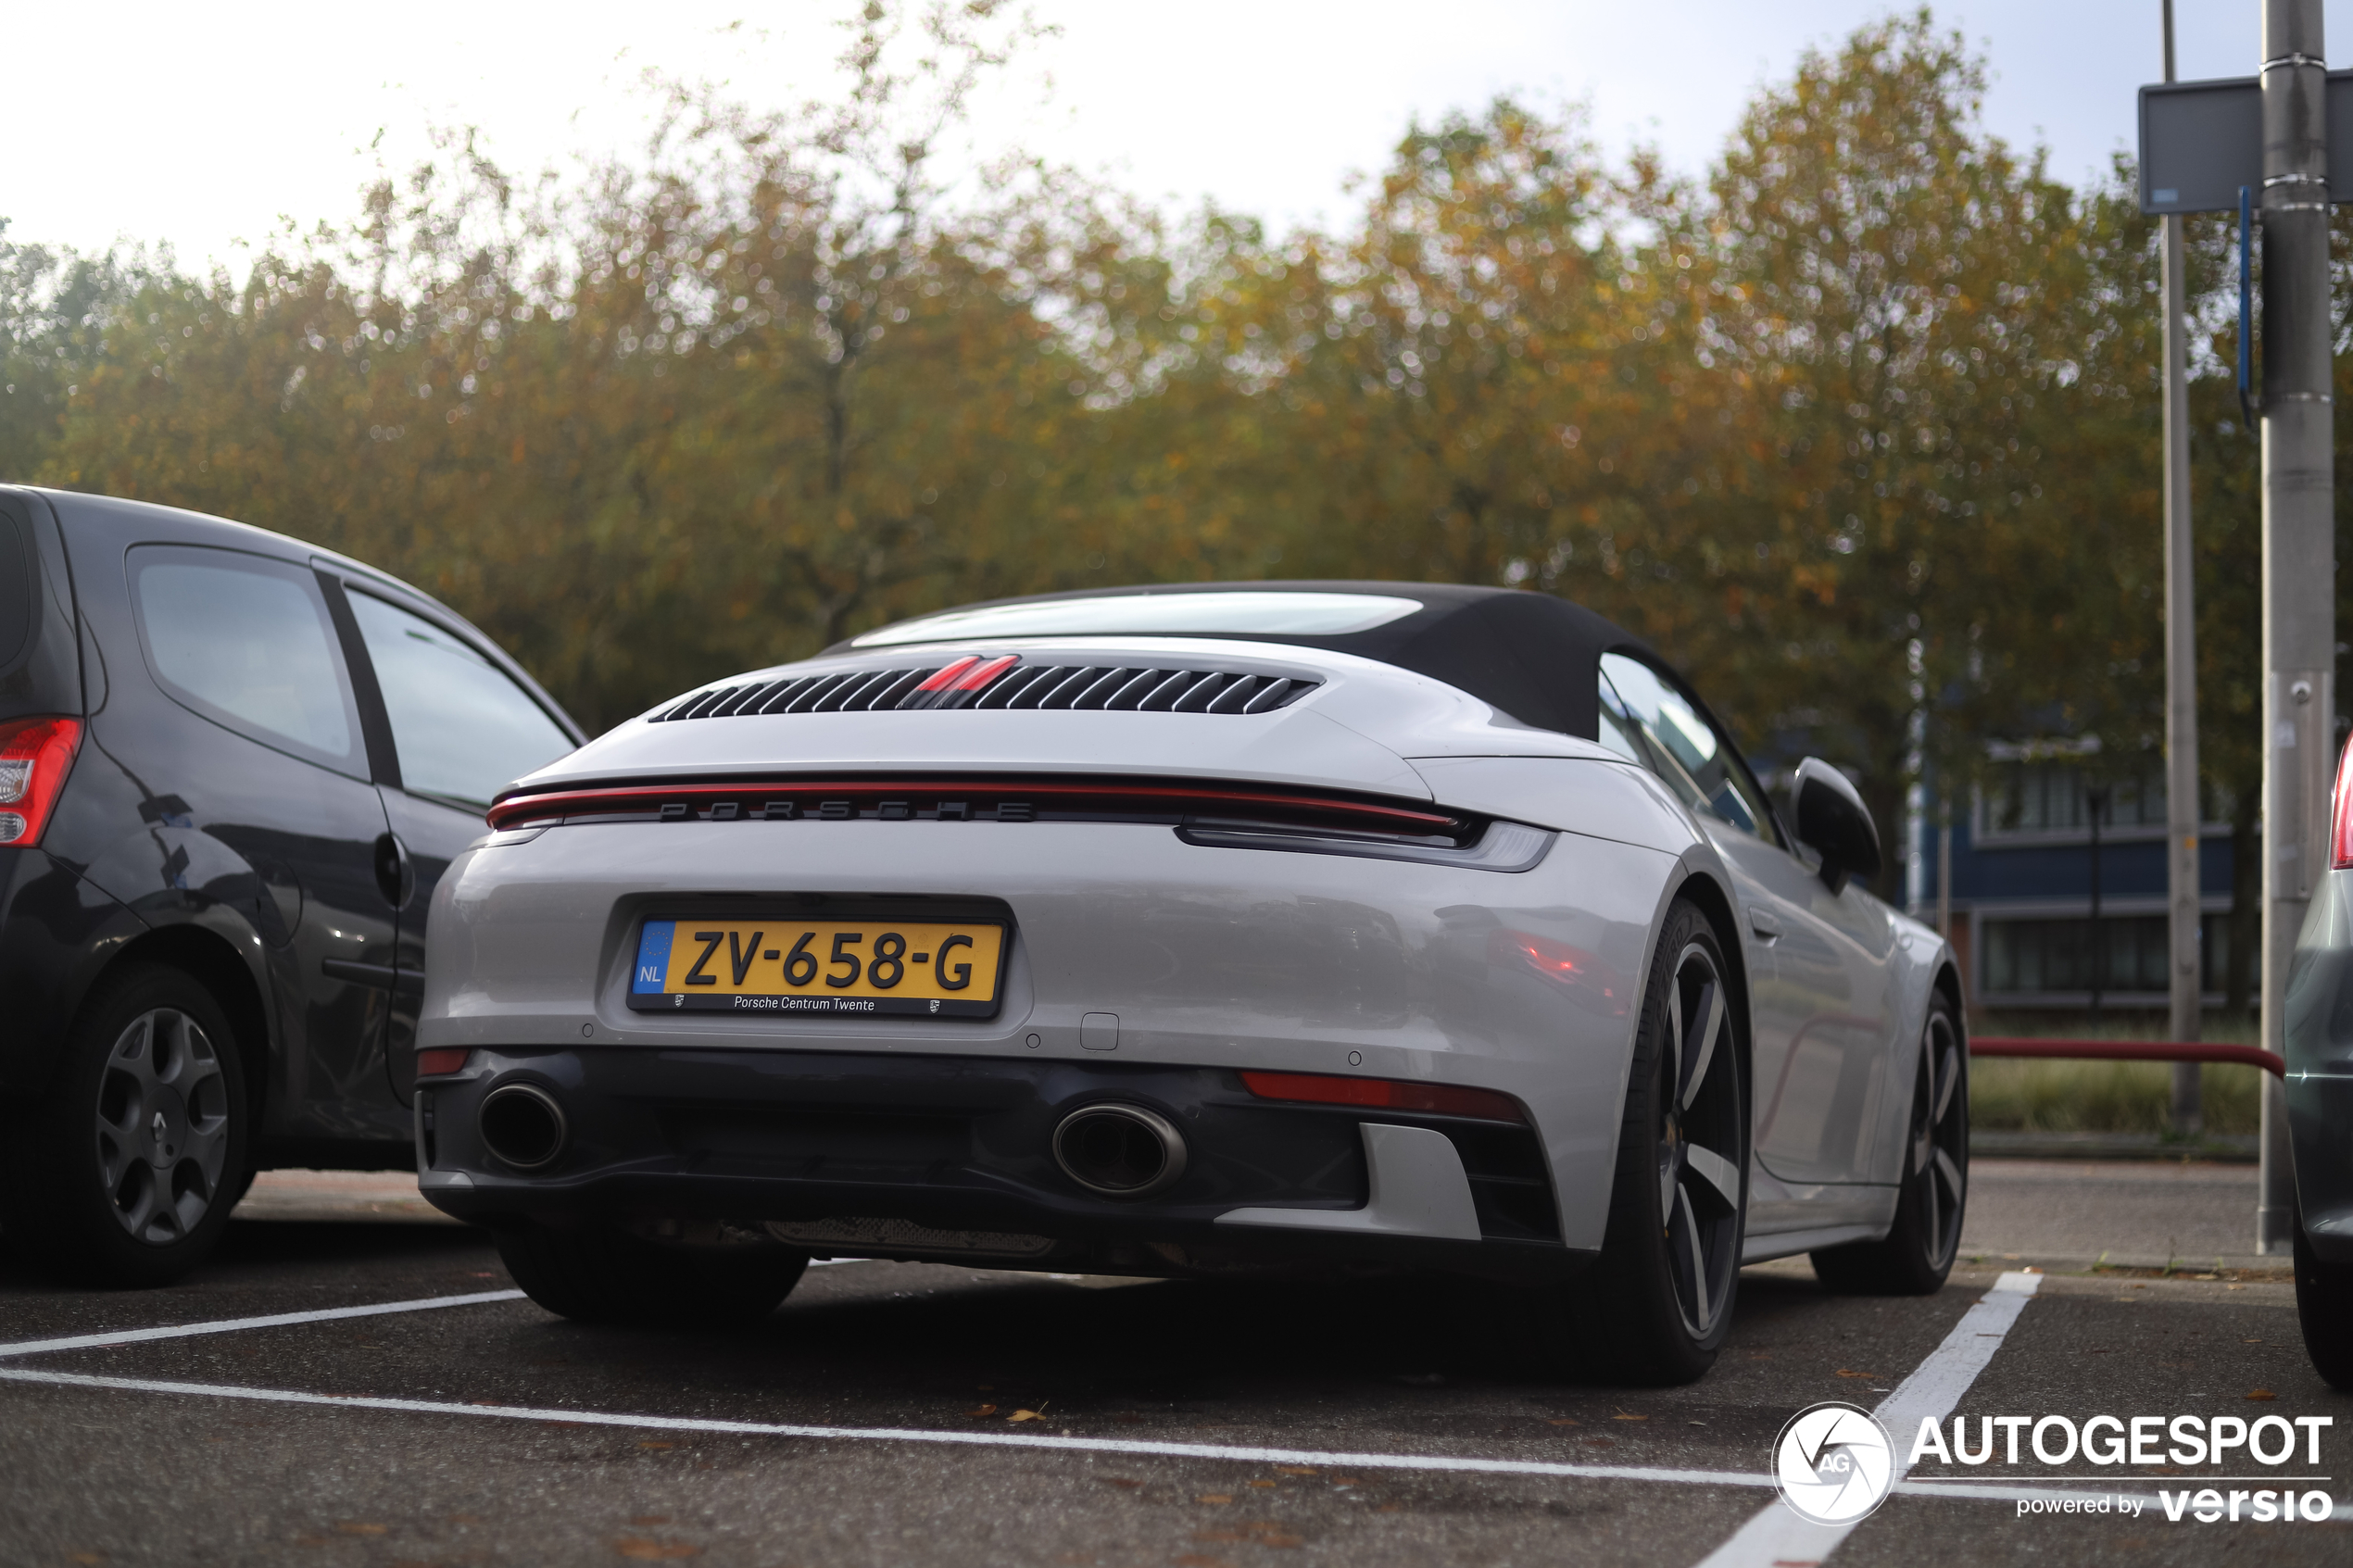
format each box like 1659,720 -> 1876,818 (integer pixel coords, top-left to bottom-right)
1967,1058 -> 2262,1135
1967,1010 -> 2265,1135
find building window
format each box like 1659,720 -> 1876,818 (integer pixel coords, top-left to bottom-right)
1982,913 -> 2231,996
1983,759 -> 2168,833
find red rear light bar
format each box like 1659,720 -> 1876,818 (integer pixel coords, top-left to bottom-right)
486,778 -> 1460,834
0,716 -> 82,848
1239,1070 -> 1528,1125
416,1047 -> 472,1077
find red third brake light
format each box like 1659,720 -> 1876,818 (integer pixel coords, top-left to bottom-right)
0,716 -> 82,848
1239,1070 -> 1528,1124
2334,729 -> 2353,869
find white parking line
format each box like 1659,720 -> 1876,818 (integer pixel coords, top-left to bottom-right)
1692,1270 -> 2044,1567
0,1289 -> 526,1360
0,1364 -> 1778,1486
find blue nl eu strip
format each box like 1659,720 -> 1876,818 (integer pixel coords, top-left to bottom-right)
633,920 -> 673,993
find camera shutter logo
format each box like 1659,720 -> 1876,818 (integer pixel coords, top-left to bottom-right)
1773,1402 -> 1896,1525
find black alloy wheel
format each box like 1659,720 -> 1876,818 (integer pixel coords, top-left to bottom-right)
1567,899 -> 1748,1385
1813,991 -> 1968,1295
3,964 -> 250,1287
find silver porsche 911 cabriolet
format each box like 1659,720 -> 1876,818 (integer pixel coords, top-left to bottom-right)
413,583 -> 1967,1384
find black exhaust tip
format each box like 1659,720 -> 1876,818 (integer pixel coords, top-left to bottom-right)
1052,1103 -> 1187,1198
478,1083 -> 568,1170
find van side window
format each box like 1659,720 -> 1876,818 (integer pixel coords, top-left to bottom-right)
130,547 -> 362,771
1599,652 -> 1775,844
347,592 -> 575,807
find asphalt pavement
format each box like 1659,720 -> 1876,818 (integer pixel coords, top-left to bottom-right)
0,1160 -> 2344,1568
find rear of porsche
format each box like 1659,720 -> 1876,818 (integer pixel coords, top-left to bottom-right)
412,643 -> 1686,1284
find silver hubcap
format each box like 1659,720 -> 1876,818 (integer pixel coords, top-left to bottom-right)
1655,941 -> 1743,1339
94,1008 -> 231,1245
1910,1011 -> 1967,1268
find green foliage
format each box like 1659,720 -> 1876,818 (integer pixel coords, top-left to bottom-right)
0,0 -> 2318,870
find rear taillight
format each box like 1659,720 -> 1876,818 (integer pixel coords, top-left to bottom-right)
1238,1070 -> 1528,1124
0,716 -> 82,847
2334,729 -> 2353,870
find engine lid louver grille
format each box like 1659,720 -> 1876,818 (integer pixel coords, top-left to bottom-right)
648,661 -> 1318,721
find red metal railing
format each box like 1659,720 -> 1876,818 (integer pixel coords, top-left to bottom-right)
1970,1037 -> 2284,1078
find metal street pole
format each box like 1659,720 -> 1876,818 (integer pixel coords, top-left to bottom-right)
2257,0 -> 2333,1255
2161,1 -> 2204,1136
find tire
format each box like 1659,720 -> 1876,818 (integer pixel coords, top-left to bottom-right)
2294,1210 -> 2353,1391
1812,991 -> 1968,1296
496,1221 -> 810,1328
2,963 -> 251,1288
1566,899 -> 1749,1385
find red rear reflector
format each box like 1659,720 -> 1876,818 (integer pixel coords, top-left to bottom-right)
952,655 -> 1019,691
416,1047 -> 472,1077
1239,1070 -> 1526,1124
914,657 -> 981,692
2334,729 -> 2353,870
0,716 -> 82,848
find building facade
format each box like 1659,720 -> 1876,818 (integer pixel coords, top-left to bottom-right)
1907,747 -> 2237,1011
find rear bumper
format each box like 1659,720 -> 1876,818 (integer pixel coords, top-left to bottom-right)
416,1047 -> 1589,1281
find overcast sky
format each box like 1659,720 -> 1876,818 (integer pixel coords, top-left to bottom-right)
2,2 -> 2335,270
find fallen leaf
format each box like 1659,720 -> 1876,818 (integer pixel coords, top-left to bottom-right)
1248,1479 -> 1278,1488
966,1404 -> 1000,1417
1008,1409 -> 1045,1422
614,1539 -> 700,1562
1332,1477 -> 1361,1486
1274,1464 -> 1317,1475
1832,1370 -> 1878,1380
2243,1339 -> 2264,1345
1196,1494 -> 1232,1505
2246,1389 -> 2278,1402
335,1524 -> 388,1537
1546,1417 -> 1580,1427
1611,1410 -> 1649,1421
1099,1477 -> 1142,1489
637,1441 -> 674,1450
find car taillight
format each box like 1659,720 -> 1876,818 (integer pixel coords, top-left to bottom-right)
1238,1069 -> 1528,1124
2334,729 -> 2353,870
0,716 -> 82,847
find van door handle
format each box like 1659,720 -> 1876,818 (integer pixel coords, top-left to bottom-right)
1747,908 -> 1782,943
373,833 -> 415,910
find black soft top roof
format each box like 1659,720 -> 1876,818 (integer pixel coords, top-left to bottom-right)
842,582 -> 1653,741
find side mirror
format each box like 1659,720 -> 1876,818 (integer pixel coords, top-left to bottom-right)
1792,757 -> 1881,895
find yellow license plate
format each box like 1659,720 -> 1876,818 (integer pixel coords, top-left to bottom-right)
627,918 -> 1008,1017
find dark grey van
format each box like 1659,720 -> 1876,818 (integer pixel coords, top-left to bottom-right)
0,487 -> 582,1285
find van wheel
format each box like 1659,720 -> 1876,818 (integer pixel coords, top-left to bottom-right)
495,1221 -> 810,1327
4,964 -> 250,1287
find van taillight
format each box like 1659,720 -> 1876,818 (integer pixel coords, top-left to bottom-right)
0,717 -> 83,847
2334,729 -> 2353,870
